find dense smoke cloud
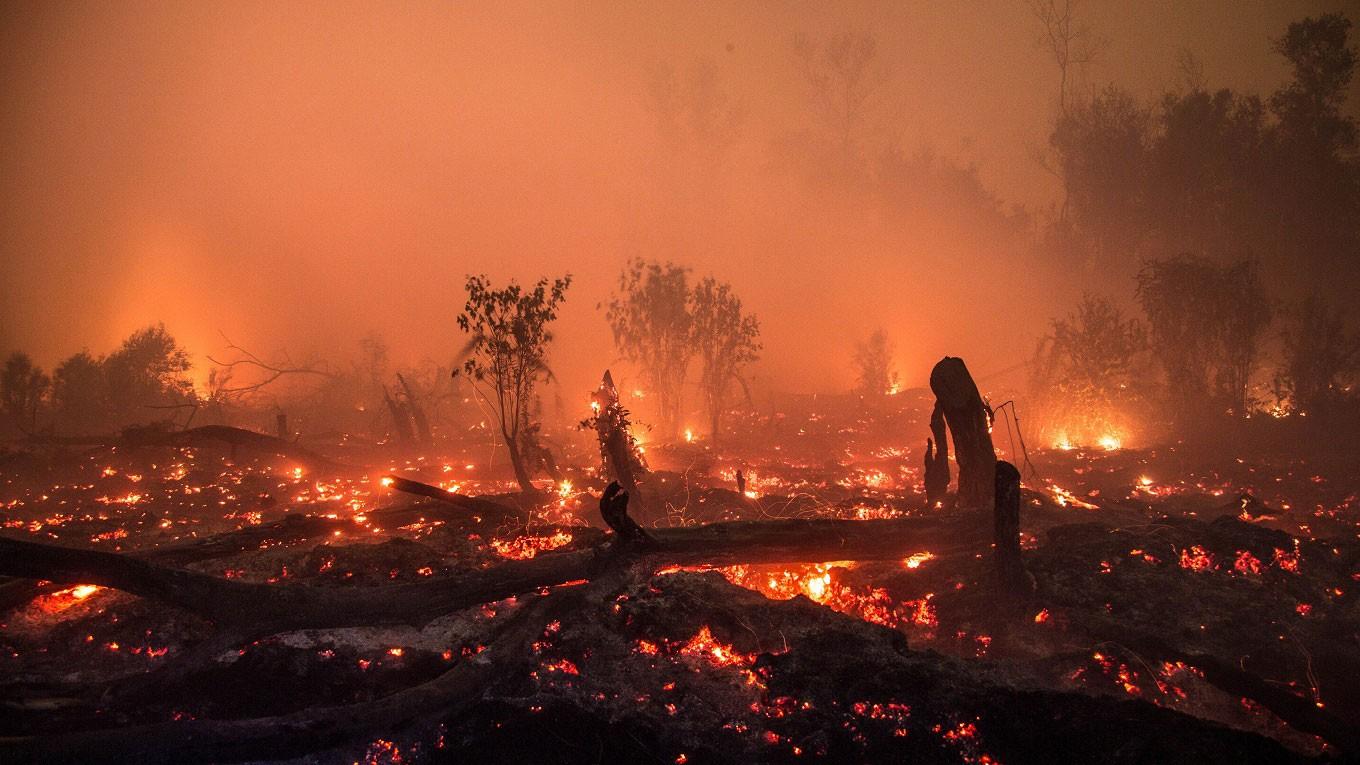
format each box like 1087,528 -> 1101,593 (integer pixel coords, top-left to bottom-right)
2,0 -> 1354,417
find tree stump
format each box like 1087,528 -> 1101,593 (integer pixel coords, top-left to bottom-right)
993,460 -> 1032,600
928,357 -> 996,509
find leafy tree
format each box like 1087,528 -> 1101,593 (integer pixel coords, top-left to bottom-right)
1,353 -> 50,435
1212,260 -> 1272,416
455,274 -> 571,494
690,277 -> 760,441
852,329 -> 898,400
102,323 -> 194,424
1136,255 -> 1271,420
1148,88 -> 1267,255
604,259 -> 693,438
52,351 -> 106,433
1031,295 -> 1148,443
44,325 -> 194,434
1050,85 -> 1152,260
1275,293 -> 1360,415
1269,13 -> 1359,292
1270,13 -> 1356,158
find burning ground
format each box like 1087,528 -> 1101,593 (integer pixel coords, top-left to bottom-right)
1,388 -> 1357,764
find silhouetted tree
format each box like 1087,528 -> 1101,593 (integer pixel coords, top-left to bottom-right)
1136,256 -> 1270,420
1030,0 -> 1099,119
1031,295 -> 1148,443
1,353 -> 50,435
852,329 -> 897,400
1269,13 -> 1359,292
789,30 -> 892,184
690,276 -> 760,442
604,259 -> 693,438
44,325 -> 194,434
1275,293 -> 1360,416
102,323 -> 194,425
455,274 -> 571,494
52,351 -> 106,434
1050,85 -> 1151,260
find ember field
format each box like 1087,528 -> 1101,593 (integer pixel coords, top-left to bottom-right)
2,390 -> 1357,764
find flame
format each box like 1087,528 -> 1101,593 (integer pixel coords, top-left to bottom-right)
902,552 -> 935,569
1049,484 -> 1099,510
684,429 -> 694,443
680,626 -> 752,668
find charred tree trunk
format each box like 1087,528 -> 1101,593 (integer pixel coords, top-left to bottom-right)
928,357 -> 996,509
274,412 -> 288,440
382,387 -> 415,445
502,435 -> 538,495
396,373 -> 432,445
992,460 -> 1033,600
592,371 -> 648,512
923,403 -> 950,507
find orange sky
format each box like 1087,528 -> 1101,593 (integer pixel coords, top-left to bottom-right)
2,1 -> 1354,403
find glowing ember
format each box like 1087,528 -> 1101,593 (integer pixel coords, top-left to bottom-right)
1233,550 -> 1262,576
1179,545 -> 1215,572
489,530 -> 573,560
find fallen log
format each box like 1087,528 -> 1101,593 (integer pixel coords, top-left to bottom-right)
111,425 -> 354,473
383,475 -> 521,520
0,499 -> 984,636
0,499 -> 463,613
1079,614 -> 1359,756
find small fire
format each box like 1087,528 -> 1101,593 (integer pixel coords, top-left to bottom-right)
902,552 -> 935,569
68,584 -> 100,600
379,476 -> 394,488
558,479 -> 573,498
684,429 -> 694,443
490,530 -> 574,560
1049,484 -> 1099,510
680,626 -> 752,668
1097,434 -> 1122,451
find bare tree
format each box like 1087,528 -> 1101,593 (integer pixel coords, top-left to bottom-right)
792,30 -> 892,180
1030,0 -> 1099,118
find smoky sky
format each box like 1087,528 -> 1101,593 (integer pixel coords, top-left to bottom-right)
2,0 -> 1353,405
